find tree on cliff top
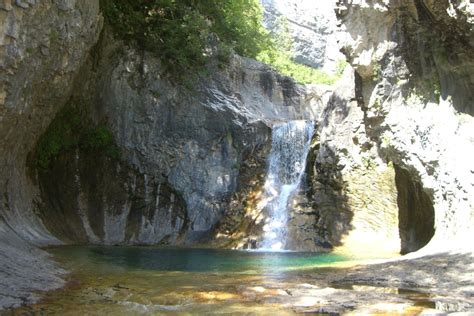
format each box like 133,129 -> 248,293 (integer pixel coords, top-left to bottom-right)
101,0 -> 343,84
101,0 -> 270,74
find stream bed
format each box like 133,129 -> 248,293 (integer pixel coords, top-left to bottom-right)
8,246 -> 437,315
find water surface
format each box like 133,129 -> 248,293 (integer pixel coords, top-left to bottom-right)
56,246 -> 346,273
11,247 -> 347,315
10,247 -> 435,315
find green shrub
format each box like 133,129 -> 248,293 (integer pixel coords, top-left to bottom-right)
100,0 -> 345,85
100,0 -> 270,74
256,16 -> 345,85
258,49 -> 341,85
35,106 -> 119,169
335,59 -> 348,77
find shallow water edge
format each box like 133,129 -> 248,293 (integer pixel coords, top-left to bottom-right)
4,246 -> 453,315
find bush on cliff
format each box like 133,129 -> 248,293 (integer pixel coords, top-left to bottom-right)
100,0 -> 270,74
35,106 -> 119,169
100,0 -> 344,84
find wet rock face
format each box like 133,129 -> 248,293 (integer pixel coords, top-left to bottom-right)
336,0 -> 474,252
27,25 -> 321,246
37,149 -> 188,245
210,143 -> 271,249
90,49 -> 319,244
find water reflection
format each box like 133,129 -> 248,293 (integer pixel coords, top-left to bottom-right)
10,247 -> 439,315
83,246 -> 346,274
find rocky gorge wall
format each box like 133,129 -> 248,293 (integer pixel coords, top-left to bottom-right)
209,69 -> 403,254
336,0 -> 474,253
0,0 -> 102,245
300,70 -> 401,256
33,29 -> 324,246
0,1 -> 325,307
1,0 -> 473,310
0,0 -> 102,308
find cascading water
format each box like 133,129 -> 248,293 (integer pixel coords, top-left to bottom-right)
259,120 -> 314,251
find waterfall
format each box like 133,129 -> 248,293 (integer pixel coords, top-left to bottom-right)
259,120 -> 314,251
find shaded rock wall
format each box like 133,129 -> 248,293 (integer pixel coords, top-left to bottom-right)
0,0 -> 102,308
0,0 -> 102,245
394,164 -> 435,254
36,147 -> 188,245
29,25 -> 322,246
336,0 -> 474,253
302,70 -> 400,255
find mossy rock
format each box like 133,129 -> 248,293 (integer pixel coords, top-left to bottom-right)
35,105 -> 119,170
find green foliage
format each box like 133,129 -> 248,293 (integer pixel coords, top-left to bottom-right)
101,0 -> 345,85
335,59 -> 348,77
256,17 -> 344,85
196,0 -> 271,58
258,50 -> 341,85
35,106 -> 119,169
372,63 -> 382,81
100,0 -> 270,74
361,156 -> 375,169
261,54 -> 343,85
83,125 -> 120,159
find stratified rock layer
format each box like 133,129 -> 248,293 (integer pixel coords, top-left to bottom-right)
0,10 -> 322,307
0,0 -> 102,308
336,0 -> 474,253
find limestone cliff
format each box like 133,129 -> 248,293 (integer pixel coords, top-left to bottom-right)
301,70 -> 401,255
33,29 -> 321,246
0,0 -> 102,308
336,0 -> 474,253
260,0 -> 344,72
1,0 -> 473,311
0,2 -> 321,307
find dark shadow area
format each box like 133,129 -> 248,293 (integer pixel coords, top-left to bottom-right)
394,0 -> 474,115
301,139 -> 353,250
394,164 -> 435,254
34,138 -> 188,245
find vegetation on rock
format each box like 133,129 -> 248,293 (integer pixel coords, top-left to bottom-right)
257,16 -> 346,84
100,0 -> 344,84
100,0 -> 270,74
35,106 -> 119,169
